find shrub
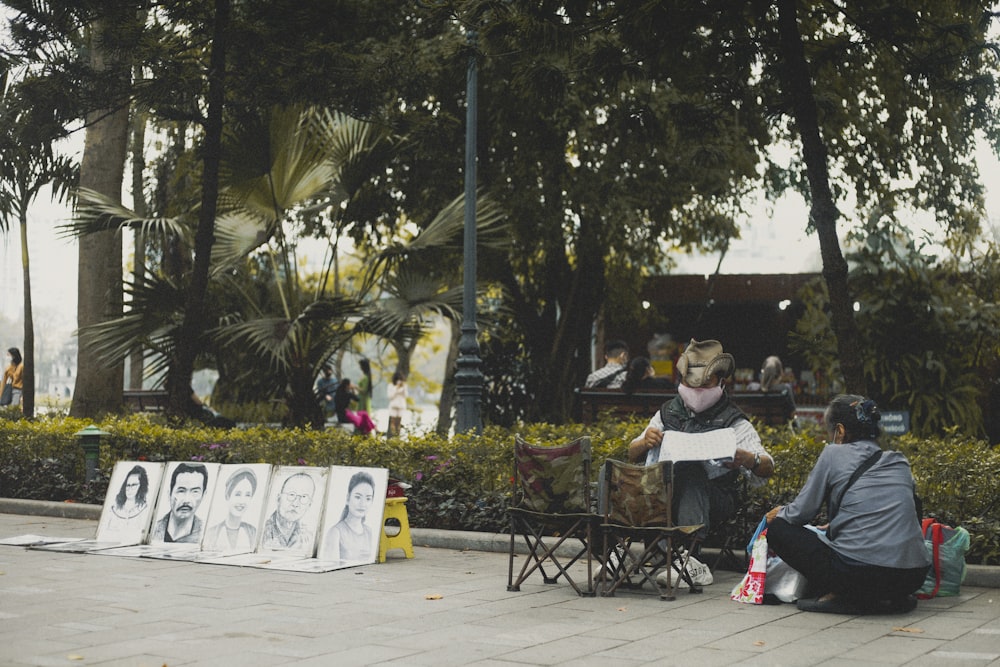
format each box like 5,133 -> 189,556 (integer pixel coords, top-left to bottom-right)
1,414 -> 998,564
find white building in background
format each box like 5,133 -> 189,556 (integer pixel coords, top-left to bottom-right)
45,337 -> 77,400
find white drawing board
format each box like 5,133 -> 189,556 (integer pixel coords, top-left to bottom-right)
96,461 -> 165,545
148,461 -> 220,547
256,465 -> 328,557
316,466 -> 389,565
201,464 -> 273,554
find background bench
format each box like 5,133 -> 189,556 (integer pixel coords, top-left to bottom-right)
123,390 -> 169,412
574,388 -> 795,426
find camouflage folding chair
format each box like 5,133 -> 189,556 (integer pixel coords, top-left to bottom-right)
507,435 -> 597,596
598,458 -> 704,601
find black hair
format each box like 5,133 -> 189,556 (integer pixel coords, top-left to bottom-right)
7,348 -> 21,365
170,462 -> 208,493
824,394 -> 882,441
604,339 -> 629,358
392,370 -> 405,384
622,357 -> 652,395
115,465 -> 149,508
339,471 -> 376,522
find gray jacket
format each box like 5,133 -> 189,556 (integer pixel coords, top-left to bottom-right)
778,440 -> 929,569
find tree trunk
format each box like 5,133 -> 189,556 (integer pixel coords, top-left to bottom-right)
129,106 -> 147,390
775,0 -> 867,395
167,0 -> 229,418
435,318 -> 460,436
18,204 -> 34,418
69,19 -> 129,418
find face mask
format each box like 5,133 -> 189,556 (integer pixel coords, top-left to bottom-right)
678,384 -> 723,413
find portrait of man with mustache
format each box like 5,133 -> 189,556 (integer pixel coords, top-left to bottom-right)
151,462 -> 209,544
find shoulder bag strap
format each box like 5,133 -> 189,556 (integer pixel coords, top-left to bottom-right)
827,450 -> 883,540
917,522 -> 945,599
592,367 -> 626,388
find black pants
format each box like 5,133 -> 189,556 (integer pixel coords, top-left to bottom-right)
767,517 -> 928,601
672,463 -> 737,540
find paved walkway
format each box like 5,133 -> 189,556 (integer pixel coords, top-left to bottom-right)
1,512 -> 999,667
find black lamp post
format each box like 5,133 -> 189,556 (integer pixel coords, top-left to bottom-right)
455,28 -> 483,434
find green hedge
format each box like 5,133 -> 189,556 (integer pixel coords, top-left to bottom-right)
1,413 -> 997,564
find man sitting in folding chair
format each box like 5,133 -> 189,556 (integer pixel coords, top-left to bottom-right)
599,458 -> 706,600
627,339 -> 775,580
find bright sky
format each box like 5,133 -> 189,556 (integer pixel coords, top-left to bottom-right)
2,138 -> 999,339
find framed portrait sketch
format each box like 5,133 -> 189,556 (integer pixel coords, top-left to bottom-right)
201,464 -> 273,554
96,461 -> 165,545
257,466 -> 329,558
316,466 -> 389,565
148,461 -> 220,547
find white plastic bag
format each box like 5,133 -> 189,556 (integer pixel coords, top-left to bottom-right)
675,548 -> 714,586
764,555 -> 808,602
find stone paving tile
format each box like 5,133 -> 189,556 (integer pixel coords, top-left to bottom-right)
497,633 -> 628,666
3,512 -> 1000,667
908,650 -> 1000,666
638,645 -> 759,667
835,634 -> 947,664
370,639 -> 526,666
277,643 -> 420,666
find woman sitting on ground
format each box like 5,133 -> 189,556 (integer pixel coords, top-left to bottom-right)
764,394 -> 929,614
333,378 -> 377,435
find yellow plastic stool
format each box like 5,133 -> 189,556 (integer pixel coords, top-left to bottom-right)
378,496 -> 414,562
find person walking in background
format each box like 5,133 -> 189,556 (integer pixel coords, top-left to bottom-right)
584,339 -> 630,389
357,357 -> 374,414
3,347 -> 24,409
334,378 -> 377,435
386,370 -> 408,437
315,365 -> 338,418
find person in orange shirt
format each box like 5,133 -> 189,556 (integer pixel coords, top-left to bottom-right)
2,347 -> 24,408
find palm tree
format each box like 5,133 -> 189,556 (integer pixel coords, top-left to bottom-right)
0,82 -> 77,419
68,105 -> 505,429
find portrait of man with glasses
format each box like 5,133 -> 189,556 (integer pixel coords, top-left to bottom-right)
259,468 -> 324,556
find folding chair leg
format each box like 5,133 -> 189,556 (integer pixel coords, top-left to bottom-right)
508,517 -> 594,596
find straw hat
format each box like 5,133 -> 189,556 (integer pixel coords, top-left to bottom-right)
676,339 -> 735,388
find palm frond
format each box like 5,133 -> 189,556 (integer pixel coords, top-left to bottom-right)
77,276 -> 188,367
211,294 -> 366,375
222,106 -> 338,222
362,192 -> 508,290
210,210 -> 274,271
61,187 -> 190,242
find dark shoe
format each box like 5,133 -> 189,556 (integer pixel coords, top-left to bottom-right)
863,595 -> 918,615
797,594 -> 918,616
796,596 -> 866,615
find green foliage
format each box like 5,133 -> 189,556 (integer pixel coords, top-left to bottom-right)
791,222 -> 1000,439
1,415 -> 999,564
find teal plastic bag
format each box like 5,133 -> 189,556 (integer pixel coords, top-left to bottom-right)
917,519 -> 970,598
